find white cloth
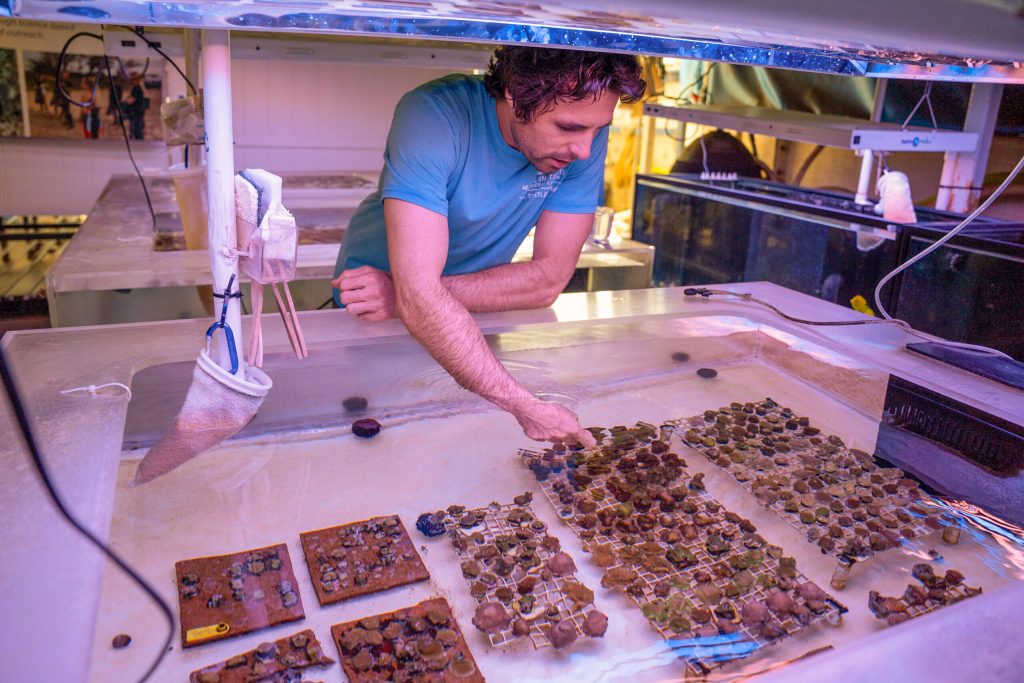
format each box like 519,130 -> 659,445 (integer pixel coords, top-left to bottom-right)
133,355 -> 270,485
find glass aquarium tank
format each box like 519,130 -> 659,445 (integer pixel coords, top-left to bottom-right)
631,174 -> 1024,359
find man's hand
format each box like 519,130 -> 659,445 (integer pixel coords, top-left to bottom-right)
507,396 -> 597,448
332,265 -> 396,320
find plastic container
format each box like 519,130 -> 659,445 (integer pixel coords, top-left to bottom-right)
591,205 -> 615,245
169,162 -> 208,250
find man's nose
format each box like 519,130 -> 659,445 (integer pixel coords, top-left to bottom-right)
568,131 -> 595,161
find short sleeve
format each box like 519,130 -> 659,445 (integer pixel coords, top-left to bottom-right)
543,126 -> 609,214
379,89 -> 460,217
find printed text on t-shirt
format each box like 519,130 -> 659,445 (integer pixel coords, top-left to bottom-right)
521,169 -> 567,200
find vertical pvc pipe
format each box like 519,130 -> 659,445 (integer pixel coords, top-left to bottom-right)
935,83 -> 1004,213
201,29 -> 244,376
854,149 -> 874,205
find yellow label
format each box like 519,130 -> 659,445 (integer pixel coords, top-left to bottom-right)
849,295 -> 876,317
185,622 -> 230,643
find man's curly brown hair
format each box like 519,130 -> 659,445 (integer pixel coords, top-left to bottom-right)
483,46 -> 646,121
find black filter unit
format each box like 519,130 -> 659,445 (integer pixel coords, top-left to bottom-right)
874,375 -> 1024,526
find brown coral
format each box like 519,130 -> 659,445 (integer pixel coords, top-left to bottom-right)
581,610 -> 609,637
548,619 -> 579,649
472,602 -> 511,634
547,551 -> 577,577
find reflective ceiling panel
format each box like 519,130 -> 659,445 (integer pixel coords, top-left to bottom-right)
4,0 -> 1024,82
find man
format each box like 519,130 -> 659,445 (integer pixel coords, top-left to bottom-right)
332,46 -> 645,447
125,73 -> 148,140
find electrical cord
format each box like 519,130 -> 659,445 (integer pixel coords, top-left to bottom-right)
685,285 -> 1014,360
0,352 -> 174,683
683,287 -> 912,330
792,144 -> 825,187
103,55 -> 157,233
901,81 -> 939,132
873,152 -> 1024,359
127,27 -> 197,95
659,63 -> 719,145
681,156 -> 1024,361
114,55 -> 150,81
55,31 -> 103,107
673,62 -> 716,106
54,31 -> 157,233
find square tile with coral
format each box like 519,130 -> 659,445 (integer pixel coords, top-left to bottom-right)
175,543 -> 304,648
188,629 -> 333,682
330,597 -> 483,682
300,515 -> 429,606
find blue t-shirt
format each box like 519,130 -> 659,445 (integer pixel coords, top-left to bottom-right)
333,74 -> 607,301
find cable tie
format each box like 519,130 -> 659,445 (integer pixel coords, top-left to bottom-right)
60,382 -> 133,400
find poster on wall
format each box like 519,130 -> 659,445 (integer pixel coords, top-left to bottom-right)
23,52 -> 165,141
0,18 -> 165,141
0,48 -> 23,137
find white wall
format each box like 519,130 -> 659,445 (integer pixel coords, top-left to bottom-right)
0,52 -> 466,215
0,138 -> 169,216
230,59 -> 453,173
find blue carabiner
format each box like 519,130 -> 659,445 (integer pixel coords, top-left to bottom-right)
205,274 -> 241,375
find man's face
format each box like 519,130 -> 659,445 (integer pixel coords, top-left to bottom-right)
503,89 -> 618,175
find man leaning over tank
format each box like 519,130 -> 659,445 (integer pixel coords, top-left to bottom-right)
332,46 -> 645,449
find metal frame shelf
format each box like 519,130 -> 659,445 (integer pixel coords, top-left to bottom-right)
643,102 -> 978,153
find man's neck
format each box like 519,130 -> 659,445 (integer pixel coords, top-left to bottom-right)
494,98 -> 519,152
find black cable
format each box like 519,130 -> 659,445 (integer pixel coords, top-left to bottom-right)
103,55 -> 157,234
54,31 -> 156,232
793,144 -> 825,186
661,117 -> 686,142
116,55 -> 150,80
128,27 -> 197,95
0,352 -> 175,683
55,31 -> 103,107
682,287 -> 909,329
674,62 -> 716,106
316,297 -> 334,310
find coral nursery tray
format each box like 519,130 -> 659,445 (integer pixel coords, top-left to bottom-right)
188,628 -> 334,682
672,399 -> 951,564
521,422 -> 845,676
424,496 -> 607,650
175,543 -> 305,648
867,562 -> 983,627
331,597 -> 484,682
300,515 -> 429,606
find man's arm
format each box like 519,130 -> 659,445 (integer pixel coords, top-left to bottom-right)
334,209 -> 592,319
441,209 -> 592,311
385,198 -> 595,447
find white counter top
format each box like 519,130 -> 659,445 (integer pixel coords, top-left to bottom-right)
46,172 -> 379,295
45,173 -> 654,327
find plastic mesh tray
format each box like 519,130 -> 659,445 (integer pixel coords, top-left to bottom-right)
669,399 -> 952,565
869,563 -> 983,627
520,423 -> 846,676
439,498 -> 600,649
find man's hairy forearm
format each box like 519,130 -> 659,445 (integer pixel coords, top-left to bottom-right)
440,259 -> 564,312
395,277 -> 535,410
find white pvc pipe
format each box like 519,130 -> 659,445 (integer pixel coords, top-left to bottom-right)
201,30 -> 244,376
854,149 -> 874,205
